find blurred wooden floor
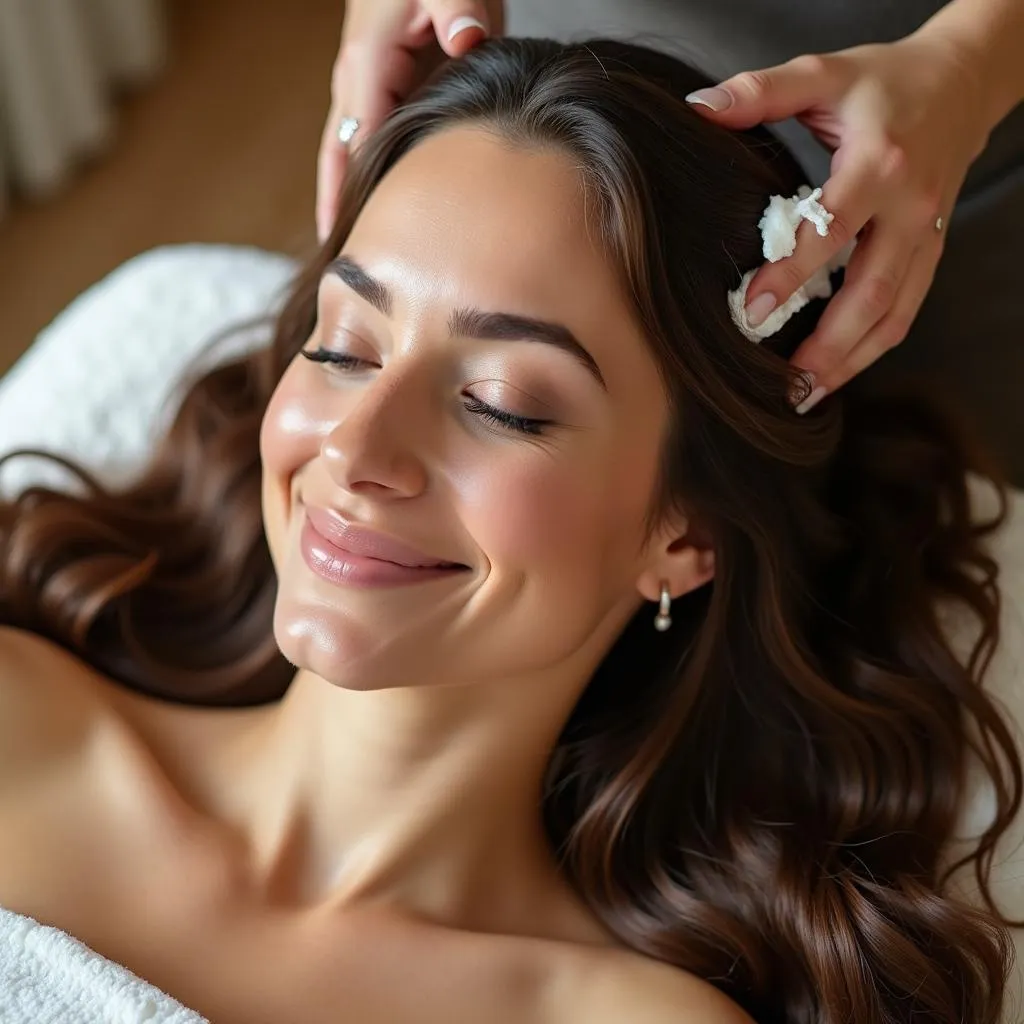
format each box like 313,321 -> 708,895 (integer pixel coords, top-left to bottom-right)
0,0 -> 344,376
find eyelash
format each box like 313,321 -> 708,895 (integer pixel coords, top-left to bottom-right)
300,346 -> 551,436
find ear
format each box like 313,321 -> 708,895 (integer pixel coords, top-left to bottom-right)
636,511 -> 715,605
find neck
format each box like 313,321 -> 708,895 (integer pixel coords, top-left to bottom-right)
214,661 -> 601,939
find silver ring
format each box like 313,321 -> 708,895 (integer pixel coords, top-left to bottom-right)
337,116 -> 360,146
934,215 -> 944,232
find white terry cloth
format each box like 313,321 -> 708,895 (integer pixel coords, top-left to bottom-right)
0,906 -> 208,1024
0,244 -> 298,500
728,185 -> 856,343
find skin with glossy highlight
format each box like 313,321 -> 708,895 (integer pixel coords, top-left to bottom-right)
0,126 -> 730,1024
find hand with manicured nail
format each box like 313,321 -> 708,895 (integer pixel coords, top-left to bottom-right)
686,29 -> 996,412
316,0 -> 504,243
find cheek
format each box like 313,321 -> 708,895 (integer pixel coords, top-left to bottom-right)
260,369 -> 323,479
478,467 -> 579,561
457,443 -> 651,588
259,367 -> 327,560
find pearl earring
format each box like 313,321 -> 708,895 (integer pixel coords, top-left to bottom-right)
654,581 -> 672,631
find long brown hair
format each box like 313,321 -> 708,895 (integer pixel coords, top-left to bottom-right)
1,38 -> 1019,1023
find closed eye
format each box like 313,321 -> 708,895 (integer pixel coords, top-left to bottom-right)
300,346 -> 368,371
462,396 -> 550,436
300,346 -> 551,437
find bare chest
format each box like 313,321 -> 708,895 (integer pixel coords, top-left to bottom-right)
0,776 -> 562,1024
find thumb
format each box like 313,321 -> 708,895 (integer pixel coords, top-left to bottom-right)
685,56 -> 837,129
422,0 -> 490,57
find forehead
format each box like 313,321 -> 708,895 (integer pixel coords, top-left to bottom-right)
344,126 -> 637,339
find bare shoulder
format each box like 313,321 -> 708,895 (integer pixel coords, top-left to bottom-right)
604,956 -> 753,1024
0,625 -> 110,792
564,945 -> 754,1024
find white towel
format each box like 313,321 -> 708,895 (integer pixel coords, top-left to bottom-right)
0,907 -> 208,1024
0,244 -> 297,500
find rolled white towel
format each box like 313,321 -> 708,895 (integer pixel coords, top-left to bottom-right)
0,906 -> 208,1024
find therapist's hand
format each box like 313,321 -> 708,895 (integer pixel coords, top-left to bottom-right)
317,0 -> 502,243
686,31 -> 992,411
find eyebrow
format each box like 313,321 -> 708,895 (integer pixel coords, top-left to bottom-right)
324,256 -> 606,389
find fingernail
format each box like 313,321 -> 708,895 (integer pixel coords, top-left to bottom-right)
745,292 -> 777,327
795,386 -> 828,415
788,372 -> 815,408
448,16 -> 487,42
685,87 -> 733,112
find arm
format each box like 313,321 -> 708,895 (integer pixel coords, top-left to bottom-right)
918,0 -> 1024,129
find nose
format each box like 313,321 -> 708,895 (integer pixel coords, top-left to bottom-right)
320,370 -> 429,500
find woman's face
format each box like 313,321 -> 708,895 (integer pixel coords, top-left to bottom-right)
260,126 -> 677,689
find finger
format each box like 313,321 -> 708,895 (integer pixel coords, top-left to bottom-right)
344,41 -> 418,151
315,45 -> 417,243
823,240 -> 942,395
788,218 -> 915,382
421,0 -> 490,56
744,144 -> 893,323
317,94 -> 357,243
685,53 -> 841,128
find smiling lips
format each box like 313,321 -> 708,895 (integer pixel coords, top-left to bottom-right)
300,505 -> 468,587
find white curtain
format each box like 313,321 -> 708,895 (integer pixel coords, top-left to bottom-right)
0,0 -> 166,219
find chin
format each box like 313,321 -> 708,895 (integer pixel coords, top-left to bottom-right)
271,597 -> 413,691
